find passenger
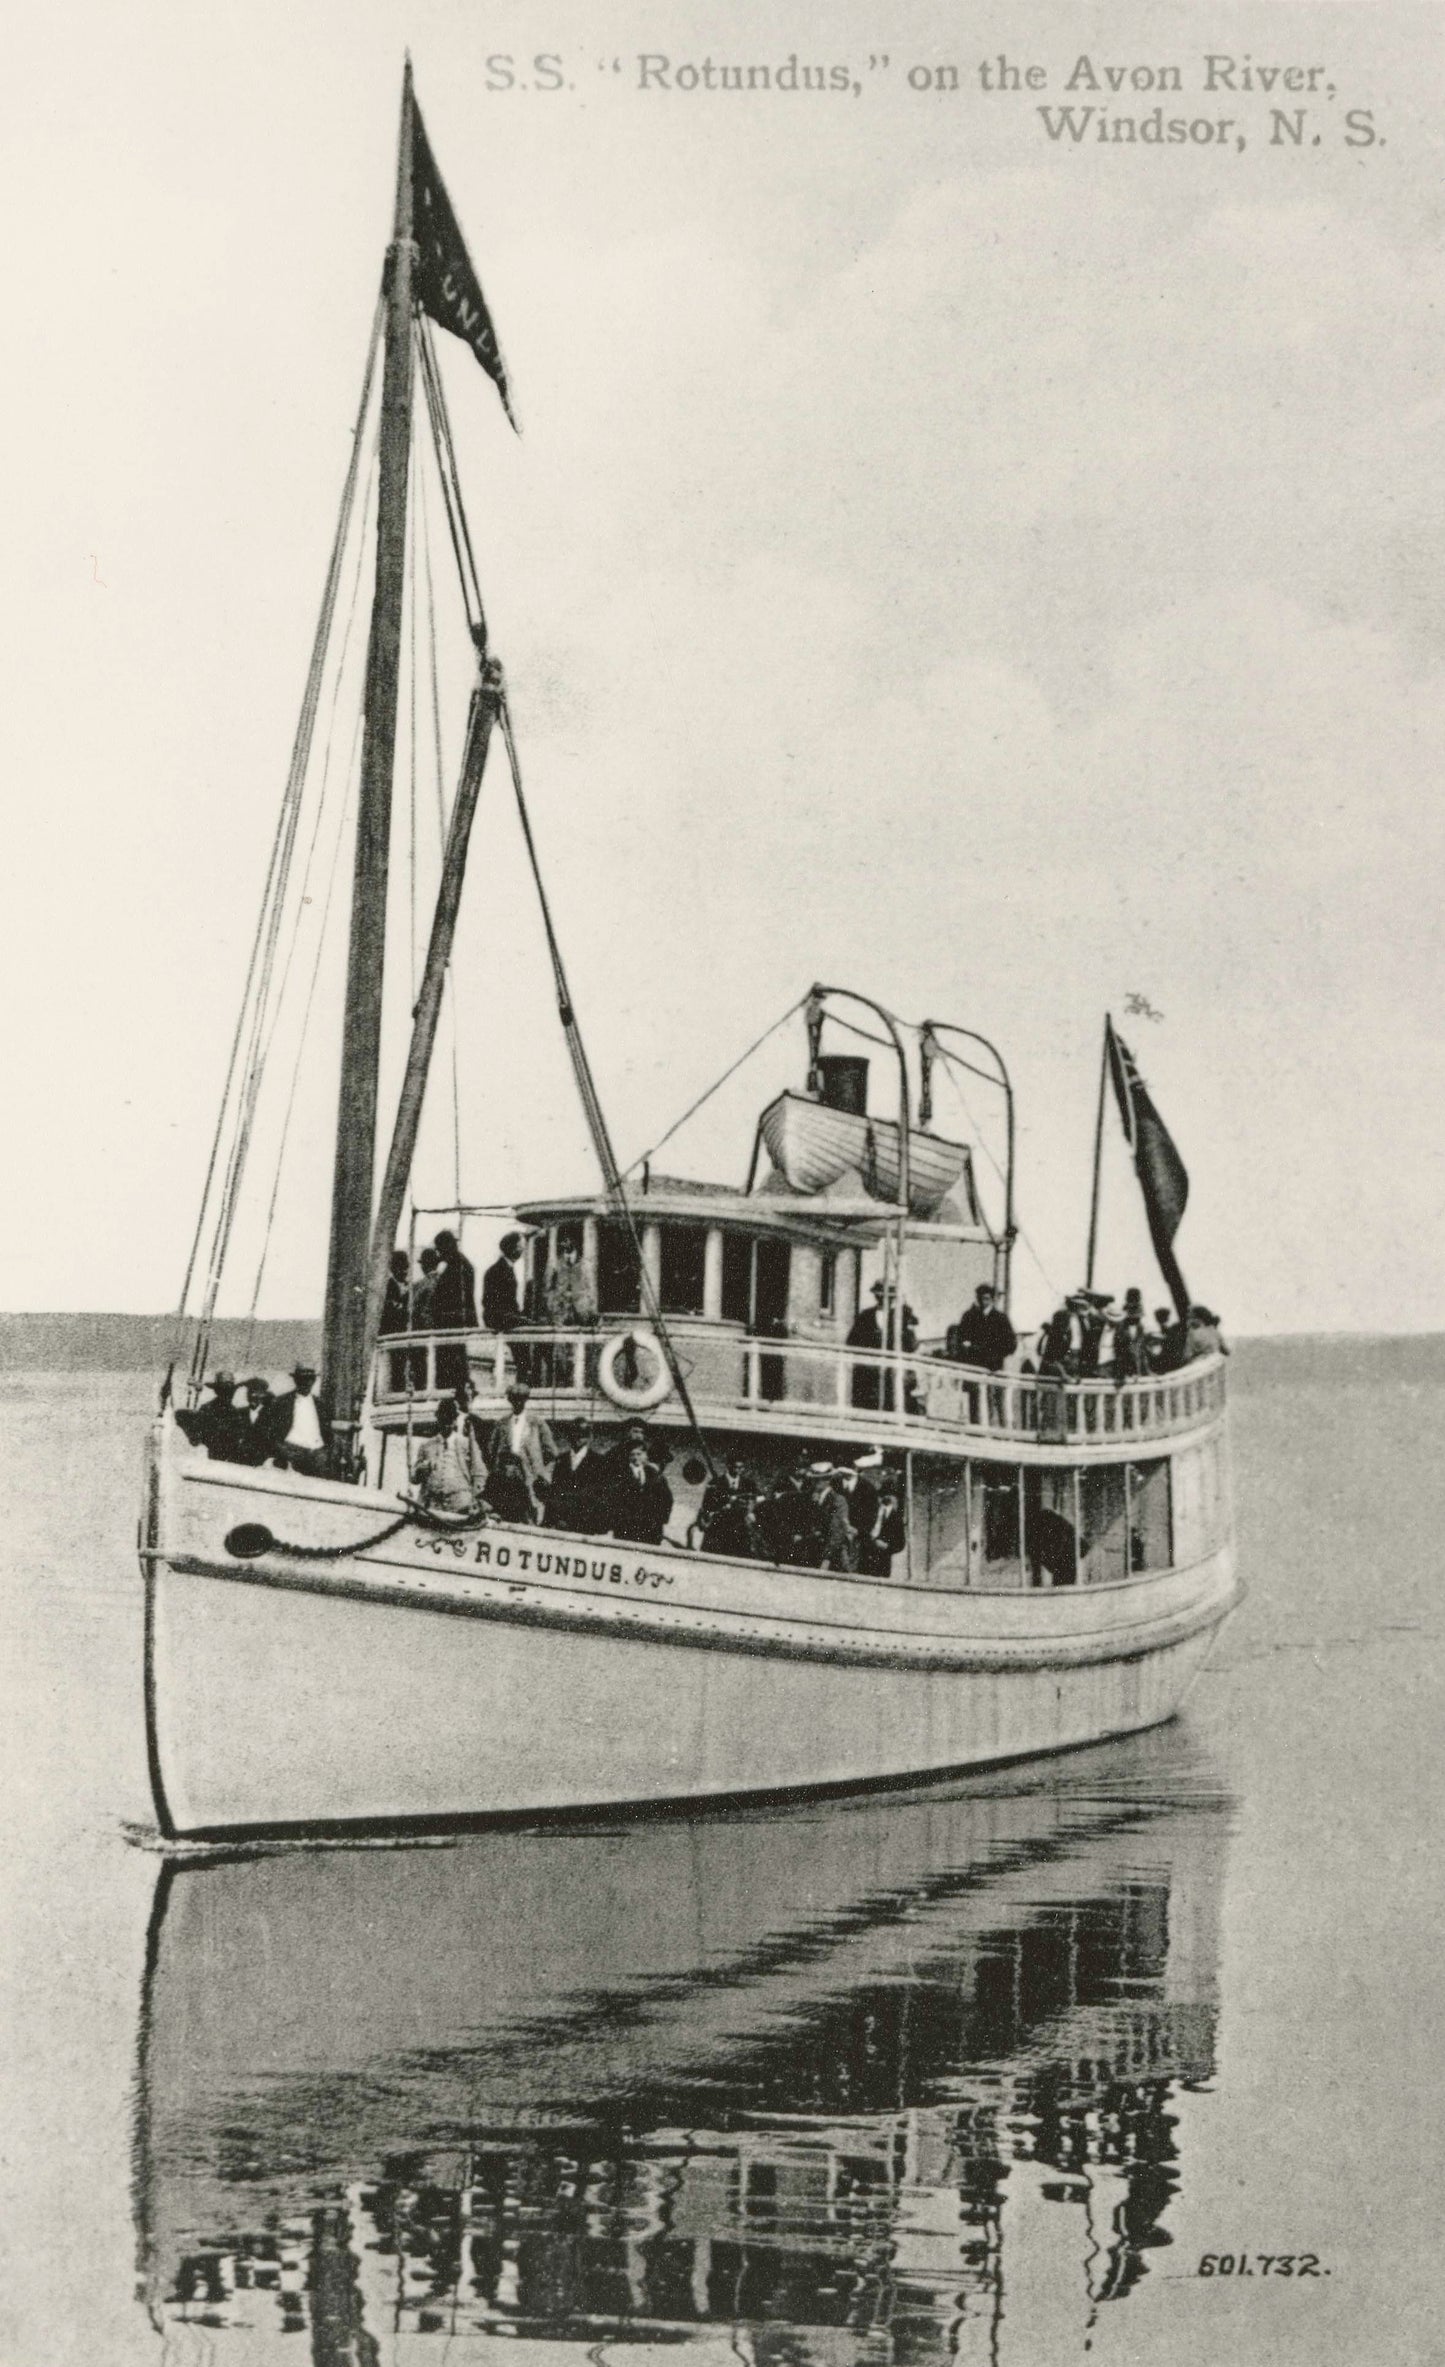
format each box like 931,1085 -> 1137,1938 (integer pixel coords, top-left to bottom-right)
803,1464 -> 858,1573
702,1476 -> 765,1560
1185,1305 -> 1229,1361
480,1230 -> 524,1333
1074,1292 -> 1112,1379
1112,1289 -> 1150,1384
380,1250 -> 411,1335
692,1453 -> 743,1547
1038,1306 -> 1076,1380
433,1229 -> 478,1390
542,1235 -> 597,1330
1149,1304 -> 1184,1374
412,1395 -> 484,1517
608,1440 -> 674,1545
545,1420 -> 611,1533
482,1382 -> 557,1522
847,1281 -> 888,1409
835,1451 -> 881,1552
235,1376 -> 276,1466
174,1369 -> 246,1462
951,1283 -> 1017,1374
268,1363 -> 331,1477
410,1246 -> 441,1328
857,1474 -> 907,1577
757,1452 -> 813,1566
484,1448 -> 536,1525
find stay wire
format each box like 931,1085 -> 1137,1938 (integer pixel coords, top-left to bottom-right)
937,1056 -> 1058,1308
622,995 -> 809,1178
207,394 -> 381,1368
496,695 -> 718,1481
182,297 -> 384,1392
241,707 -> 366,1358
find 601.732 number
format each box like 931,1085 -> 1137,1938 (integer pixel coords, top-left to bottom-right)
1198,2253 -> 1325,2278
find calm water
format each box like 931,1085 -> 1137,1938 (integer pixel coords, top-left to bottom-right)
2,1340 -> 1443,2365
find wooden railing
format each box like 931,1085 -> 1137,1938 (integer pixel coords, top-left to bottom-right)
372,1324 -> 1227,1451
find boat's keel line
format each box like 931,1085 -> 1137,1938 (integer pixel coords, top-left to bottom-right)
163,1547 -> 1237,1677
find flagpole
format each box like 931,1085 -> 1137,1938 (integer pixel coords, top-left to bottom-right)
1085,1016 -> 1109,1291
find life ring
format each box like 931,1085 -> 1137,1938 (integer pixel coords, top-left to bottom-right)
598,1329 -> 673,1412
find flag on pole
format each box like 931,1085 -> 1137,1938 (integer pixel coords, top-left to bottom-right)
411,105 -> 519,429
1105,1017 -> 1191,1321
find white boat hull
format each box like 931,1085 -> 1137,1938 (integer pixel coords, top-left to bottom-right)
143,1424 -> 1237,1839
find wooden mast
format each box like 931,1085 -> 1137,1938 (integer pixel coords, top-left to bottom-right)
322,63 -> 417,1447
361,657 -> 502,1369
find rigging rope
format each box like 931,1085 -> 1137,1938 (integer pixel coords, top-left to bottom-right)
181,299 -> 385,1393
936,1055 -> 1058,1306
418,454 -> 464,1205
414,313 -> 486,639
241,709 -> 365,1360
495,695 -> 718,1482
620,995 -> 808,1179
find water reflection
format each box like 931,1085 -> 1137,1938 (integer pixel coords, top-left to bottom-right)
135,1728 -> 1231,2364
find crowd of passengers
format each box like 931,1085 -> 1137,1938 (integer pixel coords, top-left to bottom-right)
410,1386 -> 905,1570
377,1231 -> 1226,1397
176,1361 -> 906,1573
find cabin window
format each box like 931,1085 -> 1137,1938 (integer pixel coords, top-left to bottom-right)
916,1456 -> 971,1587
978,1465 -> 1023,1584
721,1233 -> 752,1324
596,1221 -> 641,1315
1128,1459 -> 1172,1572
1079,1465 -> 1128,1584
659,1224 -> 707,1316
819,1250 -> 837,1317
718,1233 -> 792,1335
755,1239 -> 791,1336
1024,1469 -> 1079,1588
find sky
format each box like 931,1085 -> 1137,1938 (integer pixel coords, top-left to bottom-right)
2,0 -> 1443,1333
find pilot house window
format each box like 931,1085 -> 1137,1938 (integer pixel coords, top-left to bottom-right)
596,1221 -> 641,1315
659,1224 -> 707,1316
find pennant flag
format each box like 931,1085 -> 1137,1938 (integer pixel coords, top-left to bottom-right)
411,104 -> 518,429
1105,1017 -> 1191,1321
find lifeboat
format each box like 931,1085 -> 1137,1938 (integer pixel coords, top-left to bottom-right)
759,1088 -> 971,1217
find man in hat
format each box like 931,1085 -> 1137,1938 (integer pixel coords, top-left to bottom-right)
175,1370 -> 246,1462
857,1472 -> 907,1577
433,1227 -> 479,1390
264,1363 -> 331,1476
1149,1304 -> 1184,1374
757,1449 -> 814,1567
482,1381 -> 557,1521
481,1231 -> 525,1334
1112,1288 -> 1150,1384
544,1417 -> 612,1534
802,1464 -> 858,1573
606,1437 -> 674,1545
411,1394 -> 484,1518
951,1283 -> 1017,1375
847,1280 -> 890,1409
235,1376 -> 277,1467
835,1450 -> 882,1552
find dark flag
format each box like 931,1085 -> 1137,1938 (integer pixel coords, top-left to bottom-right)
411,105 -> 518,429
1105,1017 -> 1191,1321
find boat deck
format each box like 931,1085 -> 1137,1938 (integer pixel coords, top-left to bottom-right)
370,1326 -> 1226,1457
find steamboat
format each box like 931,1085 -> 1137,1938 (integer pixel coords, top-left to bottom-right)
139,68 -> 1236,1842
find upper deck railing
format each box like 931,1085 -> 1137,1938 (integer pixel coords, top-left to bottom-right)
372,1324 -> 1227,1454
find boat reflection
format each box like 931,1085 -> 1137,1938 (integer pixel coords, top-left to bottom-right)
135,1727 -> 1232,2364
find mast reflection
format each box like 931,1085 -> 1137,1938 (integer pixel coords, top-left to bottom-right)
135,1728 -> 1231,2364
